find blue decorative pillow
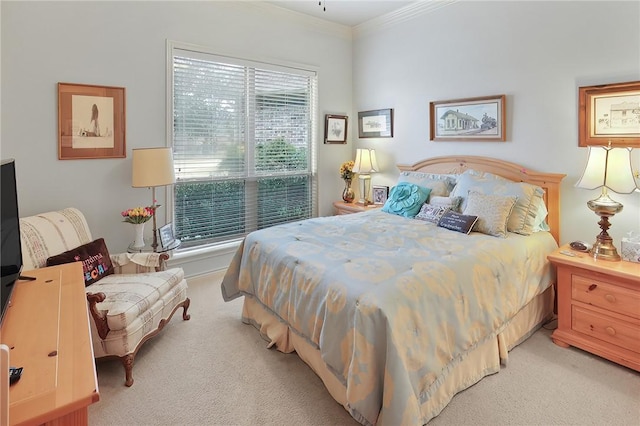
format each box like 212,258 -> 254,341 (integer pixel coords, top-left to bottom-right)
381,182 -> 431,218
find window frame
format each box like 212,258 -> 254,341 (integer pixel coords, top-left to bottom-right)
166,40 -> 319,250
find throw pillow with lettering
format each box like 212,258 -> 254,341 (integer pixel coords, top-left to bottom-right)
46,238 -> 114,286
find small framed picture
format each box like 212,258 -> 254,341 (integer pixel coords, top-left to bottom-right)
358,108 -> 393,138
325,114 -> 348,144
372,185 -> 389,205
158,223 -> 175,248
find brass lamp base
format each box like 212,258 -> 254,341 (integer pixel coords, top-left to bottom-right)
587,193 -> 623,262
590,230 -> 621,261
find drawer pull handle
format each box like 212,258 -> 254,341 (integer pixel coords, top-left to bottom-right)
605,326 -> 616,336
588,284 -> 597,291
604,294 -> 616,303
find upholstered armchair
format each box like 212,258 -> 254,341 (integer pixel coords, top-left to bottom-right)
19,208 -> 190,386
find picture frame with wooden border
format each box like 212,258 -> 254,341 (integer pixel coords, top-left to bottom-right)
58,82 -> 126,159
358,108 -> 394,138
430,95 -> 506,142
578,81 -> 640,147
324,114 -> 348,144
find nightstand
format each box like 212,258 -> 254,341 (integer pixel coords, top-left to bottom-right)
333,201 -> 382,215
548,245 -> 640,371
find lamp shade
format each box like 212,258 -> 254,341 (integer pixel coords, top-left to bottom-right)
352,148 -> 379,174
575,145 -> 637,194
132,148 -> 176,188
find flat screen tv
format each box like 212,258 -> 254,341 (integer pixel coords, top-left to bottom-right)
1,159 -> 23,325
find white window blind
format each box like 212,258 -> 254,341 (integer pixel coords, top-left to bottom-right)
170,45 -> 317,248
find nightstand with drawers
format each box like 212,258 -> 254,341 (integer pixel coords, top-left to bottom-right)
333,201 -> 382,215
548,245 -> 640,371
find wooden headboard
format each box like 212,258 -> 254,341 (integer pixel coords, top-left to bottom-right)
397,155 -> 566,244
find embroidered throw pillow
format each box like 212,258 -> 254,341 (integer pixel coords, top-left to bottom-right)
46,238 -> 114,286
437,211 -> 478,235
382,182 -> 432,218
415,204 -> 450,223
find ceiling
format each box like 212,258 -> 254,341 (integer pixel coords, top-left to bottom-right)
268,1 -> 416,27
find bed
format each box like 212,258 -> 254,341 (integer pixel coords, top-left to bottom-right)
221,155 -> 565,425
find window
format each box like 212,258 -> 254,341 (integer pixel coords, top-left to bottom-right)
169,43 -> 317,248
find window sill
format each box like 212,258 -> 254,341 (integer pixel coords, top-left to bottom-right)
168,239 -> 242,278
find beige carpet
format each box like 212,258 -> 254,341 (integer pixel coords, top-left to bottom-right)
89,271 -> 640,425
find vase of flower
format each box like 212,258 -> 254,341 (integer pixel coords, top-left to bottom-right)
340,160 -> 356,203
132,223 -> 146,248
342,178 -> 355,203
121,206 -> 155,249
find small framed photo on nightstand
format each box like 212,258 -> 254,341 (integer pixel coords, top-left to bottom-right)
372,185 -> 389,205
159,223 -> 176,249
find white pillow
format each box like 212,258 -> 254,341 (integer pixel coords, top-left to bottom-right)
398,171 -> 456,198
428,195 -> 462,211
532,199 -> 551,232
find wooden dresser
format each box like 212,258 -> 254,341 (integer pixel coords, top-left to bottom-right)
548,245 -> 640,371
0,262 -> 99,425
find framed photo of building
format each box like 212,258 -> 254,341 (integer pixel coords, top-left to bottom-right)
372,185 -> 389,205
358,109 -> 393,138
430,95 -> 506,142
58,82 -> 126,159
324,114 -> 348,144
578,81 -> 640,147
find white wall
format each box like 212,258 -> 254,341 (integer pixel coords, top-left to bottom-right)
352,1 -> 640,247
1,1 -> 354,275
2,1 -> 639,277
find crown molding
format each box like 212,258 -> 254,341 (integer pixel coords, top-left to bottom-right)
354,0 -> 459,38
246,2 -> 352,41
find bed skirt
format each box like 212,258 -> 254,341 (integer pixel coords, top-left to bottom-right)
241,286 -> 554,425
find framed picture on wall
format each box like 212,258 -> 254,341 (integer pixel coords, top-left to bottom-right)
429,95 -> 506,142
578,81 -> 640,147
358,109 -> 394,138
57,82 -> 126,159
324,114 -> 348,144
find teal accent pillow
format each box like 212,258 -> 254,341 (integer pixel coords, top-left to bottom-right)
381,182 -> 431,218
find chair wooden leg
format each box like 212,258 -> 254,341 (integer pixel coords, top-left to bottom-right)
121,354 -> 135,387
182,297 -> 191,320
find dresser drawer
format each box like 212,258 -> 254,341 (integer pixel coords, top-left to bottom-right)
572,305 -> 640,353
571,274 -> 640,319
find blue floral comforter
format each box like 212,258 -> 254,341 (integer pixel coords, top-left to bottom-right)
221,210 -> 557,425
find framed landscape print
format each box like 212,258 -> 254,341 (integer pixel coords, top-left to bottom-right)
358,108 -> 393,138
430,95 -> 506,142
325,114 -> 348,144
58,82 -> 126,159
578,81 -> 640,147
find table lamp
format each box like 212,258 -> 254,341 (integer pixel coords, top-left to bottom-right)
575,143 -> 637,261
352,148 -> 379,205
132,147 -> 176,251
